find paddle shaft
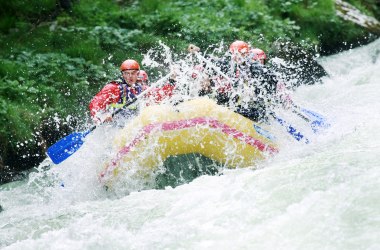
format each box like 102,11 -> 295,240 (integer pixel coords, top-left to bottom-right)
271,112 -> 309,143
292,107 -> 311,123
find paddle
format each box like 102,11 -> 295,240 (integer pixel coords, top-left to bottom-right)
271,113 -> 309,144
291,104 -> 330,133
47,73 -> 172,164
191,50 -> 309,142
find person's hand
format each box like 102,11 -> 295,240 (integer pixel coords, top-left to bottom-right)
127,104 -> 137,110
102,115 -> 113,123
279,94 -> 293,110
200,76 -> 211,90
276,82 -> 293,109
169,65 -> 181,81
188,44 -> 200,53
170,70 -> 177,80
96,112 -> 113,124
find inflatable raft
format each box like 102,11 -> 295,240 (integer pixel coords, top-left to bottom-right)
99,98 -> 278,188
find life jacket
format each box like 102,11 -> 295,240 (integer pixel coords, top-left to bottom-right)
109,78 -> 143,109
89,78 -> 143,119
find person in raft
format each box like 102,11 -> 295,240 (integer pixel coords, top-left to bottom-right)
89,59 -> 143,123
191,41 -> 290,122
137,70 -> 149,90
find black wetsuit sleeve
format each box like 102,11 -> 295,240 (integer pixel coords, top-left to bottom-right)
249,64 -> 278,95
215,59 -> 230,75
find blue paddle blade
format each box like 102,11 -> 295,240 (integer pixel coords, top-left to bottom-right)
301,108 -> 330,132
47,131 -> 90,164
275,116 -> 309,144
301,108 -> 325,121
253,124 -> 276,141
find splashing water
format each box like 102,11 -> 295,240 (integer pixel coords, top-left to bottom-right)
1,39 -> 380,249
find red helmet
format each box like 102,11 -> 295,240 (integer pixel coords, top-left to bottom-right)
120,59 -> 140,71
138,70 -> 149,82
251,48 -> 267,61
229,40 -> 250,54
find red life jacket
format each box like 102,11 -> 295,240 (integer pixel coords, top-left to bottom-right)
89,80 -> 142,118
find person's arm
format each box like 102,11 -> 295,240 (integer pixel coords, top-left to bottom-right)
254,64 -> 293,109
274,79 -> 293,109
89,83 -> 120,121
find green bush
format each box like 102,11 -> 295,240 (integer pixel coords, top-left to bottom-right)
0,0 -> 56,33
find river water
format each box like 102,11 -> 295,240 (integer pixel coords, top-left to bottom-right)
1,39 -> 380,249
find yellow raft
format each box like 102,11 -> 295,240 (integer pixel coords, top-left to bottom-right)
99,98 -> 278,187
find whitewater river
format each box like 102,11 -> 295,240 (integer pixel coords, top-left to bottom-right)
1,39 -> 380,249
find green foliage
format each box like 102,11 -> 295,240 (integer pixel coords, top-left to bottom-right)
0,16 -> 17,34
264,0 -> 369,51
0,0 -> 56,33
346,0 -> 379,17
0,50 -> 116,170
70,0 -> 120,26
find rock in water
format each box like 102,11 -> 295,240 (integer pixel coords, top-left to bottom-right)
269,39 -> 328,88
